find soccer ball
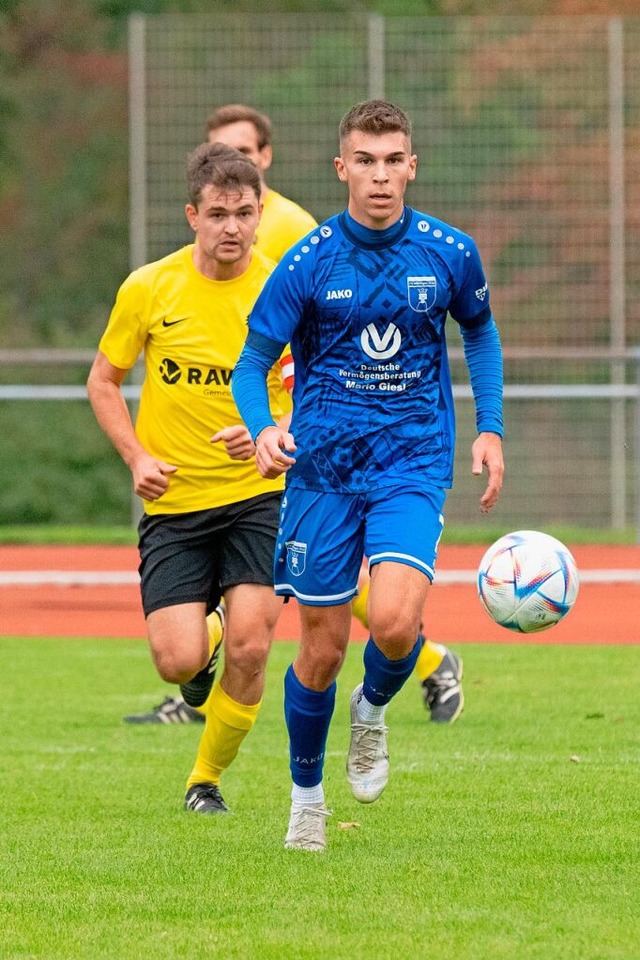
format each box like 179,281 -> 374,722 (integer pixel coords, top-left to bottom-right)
477,530 -> 579,633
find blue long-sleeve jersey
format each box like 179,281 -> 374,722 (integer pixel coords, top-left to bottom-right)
234,206 -> 503,494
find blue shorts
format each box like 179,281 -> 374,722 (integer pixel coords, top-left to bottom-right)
274,483 -> 446,605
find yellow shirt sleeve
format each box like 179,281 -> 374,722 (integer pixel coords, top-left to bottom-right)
255,190 -> 317,263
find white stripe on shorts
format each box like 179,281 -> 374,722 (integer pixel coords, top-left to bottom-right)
368,551 -> 435,581
274,583 -> 358,604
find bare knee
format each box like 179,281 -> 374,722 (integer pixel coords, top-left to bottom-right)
224,633 -> 271,680
151,645 -> 205,684
296,624 -> 350,690
146,603 -> 208,684
294,603 -> 351,690
298,643 -> 346,690
370,607 -> 421,656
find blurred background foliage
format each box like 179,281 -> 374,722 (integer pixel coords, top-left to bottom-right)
1,0 -> 636,348
1,0 -> 637,530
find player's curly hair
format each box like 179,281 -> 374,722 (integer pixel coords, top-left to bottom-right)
339,99 -> 412,142
186,142 -> 262,207
205,103 -> 272,150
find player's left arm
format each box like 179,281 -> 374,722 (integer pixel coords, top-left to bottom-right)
459,315 -> 504,513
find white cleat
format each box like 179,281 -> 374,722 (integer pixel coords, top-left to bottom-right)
284,803 -> 331,852
346,684 -> 389,804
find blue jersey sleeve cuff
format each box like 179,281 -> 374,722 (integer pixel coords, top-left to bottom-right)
460,316 -> 504,438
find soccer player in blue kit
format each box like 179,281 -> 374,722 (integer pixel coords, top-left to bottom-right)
233,99 -> 504,851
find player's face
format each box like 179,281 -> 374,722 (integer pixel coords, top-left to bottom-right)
334,130 -> 417,230
208,120 -> 272,178
186,184 -> 262,275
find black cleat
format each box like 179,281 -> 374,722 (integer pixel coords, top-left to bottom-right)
123,695 -> 205,725
184,782 -> 229,815
179,603 -> 224,708
421,649 -> 464,723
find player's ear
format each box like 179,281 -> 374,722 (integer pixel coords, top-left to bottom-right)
407,154 -> 417,181
334,156 -> 347,181
258,144 -> 273,172
185,203 -> 198,231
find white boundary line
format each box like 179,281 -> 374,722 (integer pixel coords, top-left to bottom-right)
0,569 -> 639,586
437,570 -> 640,584
0,572 -> 139,585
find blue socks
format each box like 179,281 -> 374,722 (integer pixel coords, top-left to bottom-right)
362,635 -> 423,706
285,637 -> 421,789
284,664 -> 336,788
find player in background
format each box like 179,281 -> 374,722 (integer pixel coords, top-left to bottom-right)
88,143 -> 289,815
206,103 -> 318,262
126,103 -> 464,728
233,100 -> 504,850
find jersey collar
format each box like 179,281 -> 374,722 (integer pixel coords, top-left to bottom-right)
338,206 -> 413,249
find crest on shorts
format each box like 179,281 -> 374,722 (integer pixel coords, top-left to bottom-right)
407,276 -> 436,313
286,540 -> 307,577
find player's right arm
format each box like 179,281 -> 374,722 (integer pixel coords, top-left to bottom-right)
87,351 -> 177,500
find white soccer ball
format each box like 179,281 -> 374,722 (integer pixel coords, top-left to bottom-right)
477,530 -> 579,633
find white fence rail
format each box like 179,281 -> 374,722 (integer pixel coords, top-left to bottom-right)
2,348 -> 639,538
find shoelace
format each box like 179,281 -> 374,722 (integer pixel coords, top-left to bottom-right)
350,723 -> 388,773
289,806 -> 331,843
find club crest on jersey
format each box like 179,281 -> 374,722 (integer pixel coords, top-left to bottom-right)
407,276 -> 436,313
285,540 -> 307,577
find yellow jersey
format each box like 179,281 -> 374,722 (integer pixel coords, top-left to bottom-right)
99,245 -> 290,514
255,189 -> 317,262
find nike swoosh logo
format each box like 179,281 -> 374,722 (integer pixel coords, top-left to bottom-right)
161,316 -> 189,328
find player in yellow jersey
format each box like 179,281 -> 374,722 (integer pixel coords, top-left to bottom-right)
206,103 -> 318,262
124,104 -> 464,728
88,143 -> 289,814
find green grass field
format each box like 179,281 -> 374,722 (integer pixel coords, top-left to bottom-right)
3,637 -> 638,960
0,523 -> 634,546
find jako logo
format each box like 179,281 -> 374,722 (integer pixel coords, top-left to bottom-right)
360,323 -> 401,360
475,283 -> 488,301
325,288 -> 353,301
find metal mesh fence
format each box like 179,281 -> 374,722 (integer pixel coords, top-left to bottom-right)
10,14 -> 635,533
132,14 -> 640,534
137,14 -> 639,357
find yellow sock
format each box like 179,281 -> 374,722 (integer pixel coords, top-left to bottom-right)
351,580 -> 370,628
186,683 -> 260,790
207,605 -> 224,652
415,640 -> 446,681
193,606 -> 225,716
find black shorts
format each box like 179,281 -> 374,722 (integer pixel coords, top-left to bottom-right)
137,492 -> 281,617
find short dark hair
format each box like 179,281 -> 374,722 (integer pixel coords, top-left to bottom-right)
205,103 -> 272,150
186,142 -> 262,207
339,99 -> 412,143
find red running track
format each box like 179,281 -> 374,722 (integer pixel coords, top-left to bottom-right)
0,544 -> 638,644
